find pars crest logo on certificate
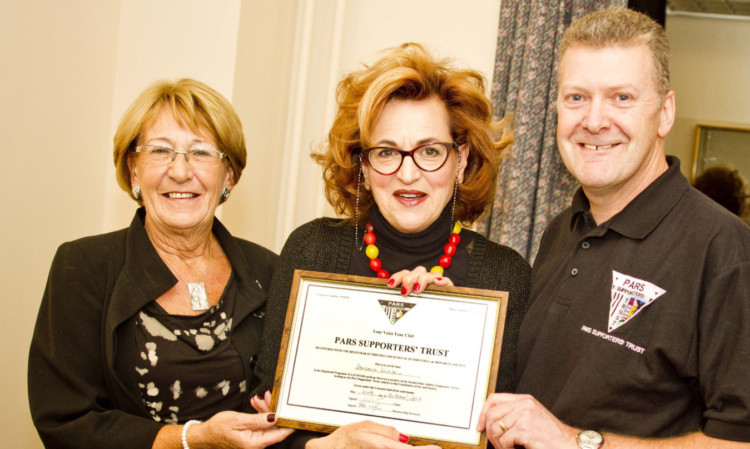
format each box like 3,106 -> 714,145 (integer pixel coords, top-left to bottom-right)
378,299 -> 416,324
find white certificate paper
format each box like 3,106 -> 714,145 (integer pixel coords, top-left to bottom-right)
272,271 -> 507,448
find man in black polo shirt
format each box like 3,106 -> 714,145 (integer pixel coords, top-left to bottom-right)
477,7 -> 750,449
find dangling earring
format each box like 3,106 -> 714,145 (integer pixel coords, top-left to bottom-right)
132,185 -> 142,200
354,154 -> 365,251
221,188 -> 231,201
450,150 -> 461,233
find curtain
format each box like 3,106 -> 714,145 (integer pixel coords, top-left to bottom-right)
487,0 -> 626,263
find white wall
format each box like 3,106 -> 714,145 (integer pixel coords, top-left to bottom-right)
665,13 -> 750,178
0,1 -> 501,447
1,1 -> 247,447
0,3 -> 120,447
220,0 -> 298,251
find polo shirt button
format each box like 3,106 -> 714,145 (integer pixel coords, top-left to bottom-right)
582,241 -> 590,249
571,268 -> 579,276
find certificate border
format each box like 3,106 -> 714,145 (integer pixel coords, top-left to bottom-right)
270,270 -> 508,449
289,284 -> 487,431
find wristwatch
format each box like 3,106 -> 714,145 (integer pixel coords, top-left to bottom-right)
577,430 -> 604,449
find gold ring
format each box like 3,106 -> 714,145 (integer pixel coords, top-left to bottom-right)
498,419 -> 508,432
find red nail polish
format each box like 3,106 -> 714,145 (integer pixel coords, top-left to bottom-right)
401,287 -> 407,295
387,279 -> 395,286
414,283 -> 421,292
267,413 -> 276,422
437,277 -> 442,281
399,434 -> 410,443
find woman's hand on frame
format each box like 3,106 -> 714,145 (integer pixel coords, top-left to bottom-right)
387,266 -> 453,296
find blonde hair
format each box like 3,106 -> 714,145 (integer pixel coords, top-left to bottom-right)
113,78 -> 246,203
315,42 -> 512,225
560,7 -> 671,98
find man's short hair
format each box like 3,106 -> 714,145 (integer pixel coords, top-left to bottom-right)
560,7 -> 670,98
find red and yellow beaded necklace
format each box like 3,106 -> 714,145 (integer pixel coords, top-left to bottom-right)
362,221 -> 462,279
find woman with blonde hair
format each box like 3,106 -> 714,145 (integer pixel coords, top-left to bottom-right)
29,79 -> 292,449
253,43 -> 530,448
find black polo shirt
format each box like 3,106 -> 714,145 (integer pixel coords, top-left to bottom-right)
516,157 -> 750,442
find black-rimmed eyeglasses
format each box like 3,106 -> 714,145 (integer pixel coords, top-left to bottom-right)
363,142 -> 459,175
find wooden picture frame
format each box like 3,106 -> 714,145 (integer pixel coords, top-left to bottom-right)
269,270 -> 509,448
691,122 -> 750,181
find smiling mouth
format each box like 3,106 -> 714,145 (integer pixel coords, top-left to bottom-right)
395,192 -> 426,200
581,143 -> 617,150
165,192 -> 198,199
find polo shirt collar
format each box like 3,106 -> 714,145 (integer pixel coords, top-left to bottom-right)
570,156 -> 690,239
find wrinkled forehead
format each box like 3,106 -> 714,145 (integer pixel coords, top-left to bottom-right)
557,44 -> 658,89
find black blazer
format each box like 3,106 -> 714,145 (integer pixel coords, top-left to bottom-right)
28,208 -> 277,449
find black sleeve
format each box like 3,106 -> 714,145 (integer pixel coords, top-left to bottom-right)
493,248 -> 531,393
243,239 -> 281,291
699,259 -> 750,441
253,222 -> 320,396
468,238 -> 531,393
28,242 -> 163,449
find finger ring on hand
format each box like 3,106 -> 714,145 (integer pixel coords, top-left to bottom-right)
498,419 -> 508,432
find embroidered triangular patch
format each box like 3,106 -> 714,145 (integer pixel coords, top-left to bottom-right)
609,270 -> 666,332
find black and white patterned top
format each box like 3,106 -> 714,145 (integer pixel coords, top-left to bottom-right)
134,277 -> 246,424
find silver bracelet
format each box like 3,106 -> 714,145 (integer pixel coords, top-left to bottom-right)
181,420 -> 202,449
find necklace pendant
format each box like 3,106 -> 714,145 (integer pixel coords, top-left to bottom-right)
188,282 -> 210,311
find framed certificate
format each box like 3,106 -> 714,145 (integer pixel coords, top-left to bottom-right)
270,270 -> 508,449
